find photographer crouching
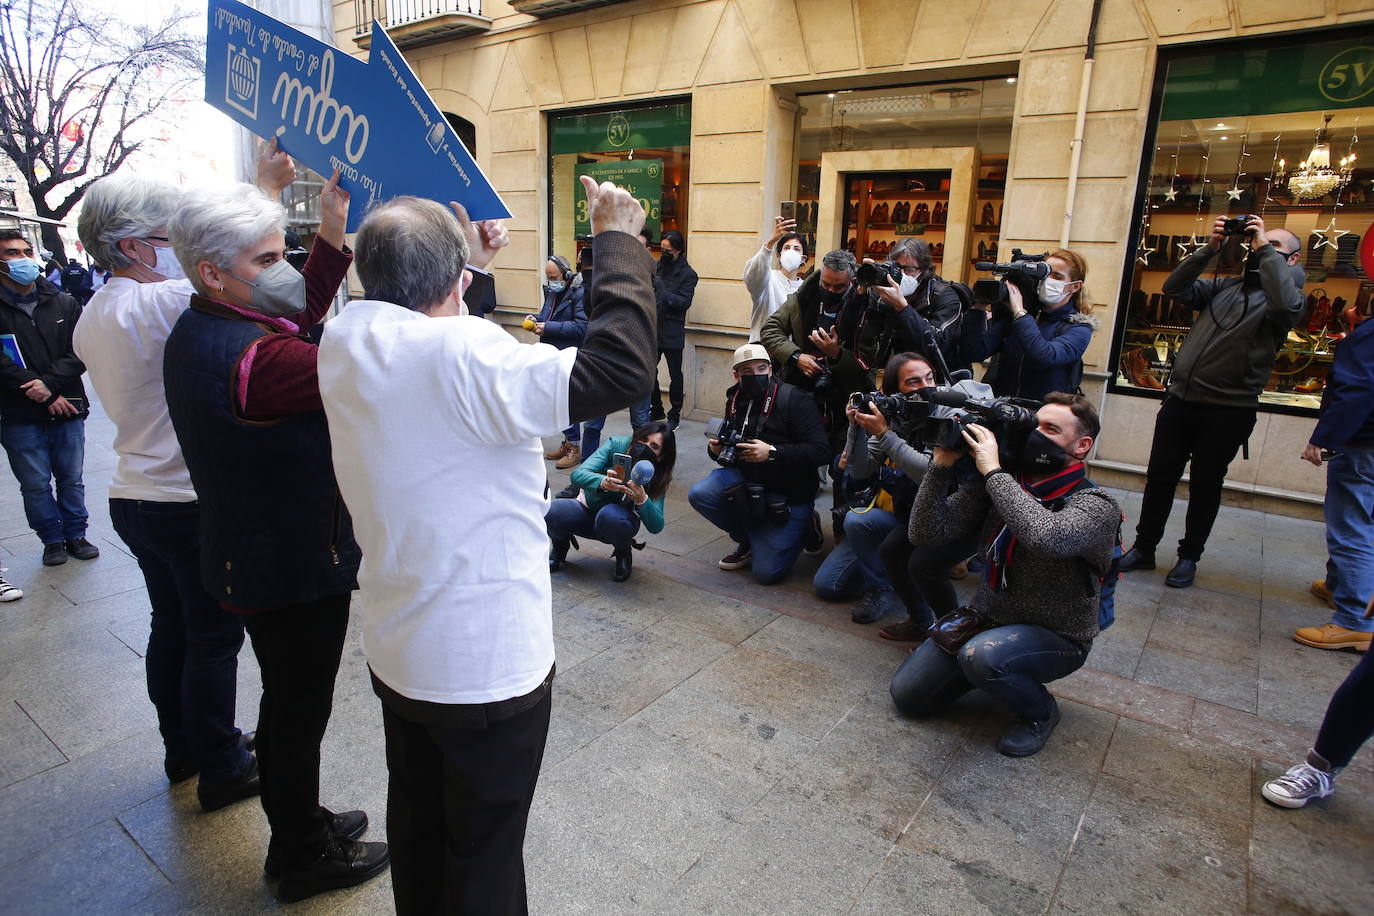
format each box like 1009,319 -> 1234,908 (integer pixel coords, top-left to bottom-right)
889,393 -> 1119,757
689,344 -> 830,583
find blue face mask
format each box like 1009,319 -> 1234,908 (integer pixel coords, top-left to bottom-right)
2,257 -> 42,286
547,280 -> 565,293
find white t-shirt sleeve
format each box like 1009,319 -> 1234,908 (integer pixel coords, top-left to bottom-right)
448,319 -> 576,446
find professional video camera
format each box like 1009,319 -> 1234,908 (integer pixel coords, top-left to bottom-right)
848,389 -> 931,428
972,249 -> 1052,315
921,386 -> 1041,467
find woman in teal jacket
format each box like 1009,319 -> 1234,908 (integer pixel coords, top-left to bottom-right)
546,420 -> 676,581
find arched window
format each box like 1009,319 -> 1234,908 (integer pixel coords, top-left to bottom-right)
445,112 -> 476,158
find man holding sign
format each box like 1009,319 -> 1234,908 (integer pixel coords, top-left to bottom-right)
317,177 -> 657,913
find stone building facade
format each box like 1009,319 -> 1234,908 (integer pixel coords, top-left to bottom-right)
330,0 -> 1374,517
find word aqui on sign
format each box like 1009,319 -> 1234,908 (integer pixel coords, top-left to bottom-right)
205,0 -> 508,231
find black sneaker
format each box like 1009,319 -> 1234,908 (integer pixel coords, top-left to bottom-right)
41,542 -> 67,566
802,511 -> 824,555
265,808 -> 369,879
554,483 -> 578,500
997,700 -> 1062,757
851,590 -> 895,624
64,537 -> 100,561
197,754 -> 261,812
275,837 -> 391,903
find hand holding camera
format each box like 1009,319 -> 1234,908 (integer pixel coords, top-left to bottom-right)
856,259 -> 907,311
1006,283 -> 1028,321
961,423 -> 1002,476
796,352 -> 823,377
849,402 -> 889,437
808,327 -> 840,358
1210,214 -> 1270,251
734,439 -> 773,463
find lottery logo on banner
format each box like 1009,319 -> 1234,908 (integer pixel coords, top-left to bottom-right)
204,0 -> 508,231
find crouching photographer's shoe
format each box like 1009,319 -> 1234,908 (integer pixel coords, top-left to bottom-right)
997,700 -> 1061,757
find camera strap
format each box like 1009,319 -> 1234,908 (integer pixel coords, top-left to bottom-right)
727,379 -> 779,438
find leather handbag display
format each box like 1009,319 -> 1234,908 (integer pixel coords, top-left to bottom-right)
928,606 -> 996,655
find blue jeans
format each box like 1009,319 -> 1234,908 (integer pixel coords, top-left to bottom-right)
545,496 -> 641,551
0,418 -> 88,544
629,397 -> 652,430
1324,444 -> 1374,632
688,467 -> 814,585
111,498 -> 250,781
890,624 -> 1089,722
564,415 -> 606,457
813,505 -> 897,599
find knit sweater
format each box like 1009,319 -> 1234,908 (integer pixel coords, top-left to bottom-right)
908,463 -> 1119,647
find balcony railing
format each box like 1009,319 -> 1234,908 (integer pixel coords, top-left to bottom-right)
353,1 -> 491,50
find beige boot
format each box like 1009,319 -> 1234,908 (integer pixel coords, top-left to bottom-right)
545,440 -> 572,461
555,444 -> 582,470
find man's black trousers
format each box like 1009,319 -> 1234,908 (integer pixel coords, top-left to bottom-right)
377,670 -> 553,915
1133,395 -> 1257,561
241,592 -> 350,867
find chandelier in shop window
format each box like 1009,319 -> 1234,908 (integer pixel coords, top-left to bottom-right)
1279,115 -> 1355,200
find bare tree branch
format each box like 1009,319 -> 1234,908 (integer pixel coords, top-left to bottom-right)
0,0 -> 202,259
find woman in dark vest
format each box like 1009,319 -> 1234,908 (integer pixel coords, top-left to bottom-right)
163,177 -> 389,904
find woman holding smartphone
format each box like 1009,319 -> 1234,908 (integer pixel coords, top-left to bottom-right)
546,420 -> 676,582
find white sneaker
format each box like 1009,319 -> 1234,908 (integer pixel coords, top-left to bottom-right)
1261,762 -> 1334,808
0,571 -> 23,602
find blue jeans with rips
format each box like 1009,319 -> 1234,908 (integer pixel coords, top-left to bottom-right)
1324,443 -> 1374,632
813,505 -> 897,599
0,418 -> 88,545
688,466 -> 814,585
890,623 -> 1089,722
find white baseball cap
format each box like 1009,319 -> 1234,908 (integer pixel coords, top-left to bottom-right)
732,343 -> 771,368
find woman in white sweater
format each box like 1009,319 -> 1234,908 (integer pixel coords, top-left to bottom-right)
744,216 -> 808,340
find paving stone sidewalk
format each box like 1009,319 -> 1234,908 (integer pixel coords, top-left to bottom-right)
0,405 -> 1369,915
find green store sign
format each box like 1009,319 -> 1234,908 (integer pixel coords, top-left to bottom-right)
574,159 -> 664,237
551,104 -> 691,155
1161,35 -> 1374,119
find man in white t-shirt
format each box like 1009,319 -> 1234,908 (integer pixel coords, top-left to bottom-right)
318,178 -> 656,913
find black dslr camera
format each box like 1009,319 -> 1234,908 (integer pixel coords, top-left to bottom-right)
921,388 -> 1040,467
849,389 -> 931,428
705,418 -> 748,467
856,260 -> 902,289
972,249 -> 1052,316
1222,214 -> 1258,236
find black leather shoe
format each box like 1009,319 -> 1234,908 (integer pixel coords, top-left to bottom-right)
64,537 -> 100,560
1117,546 -> 1156,572
997,700 -> 1061,757
165,756 -> 198,783
554,483 -> 578,500
265,808 -> 369,879
550,539 -> 570,572
1166,557 -> 1197,588
197,754 -> 260,812
612,548 -> 632,582
667,410 -> 681,431
275,837 -> 390,903
41,542 -> 66,566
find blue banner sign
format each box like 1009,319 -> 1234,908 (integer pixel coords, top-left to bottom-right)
205,0 -> 508,231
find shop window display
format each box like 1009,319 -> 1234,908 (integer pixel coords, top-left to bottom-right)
1116,32 -> 1374,412
548,101 -> 690,263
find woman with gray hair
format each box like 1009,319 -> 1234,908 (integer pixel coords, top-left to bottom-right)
161,173 -> 391,904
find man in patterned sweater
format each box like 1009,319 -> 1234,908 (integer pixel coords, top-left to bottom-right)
890,392 -> 1120,757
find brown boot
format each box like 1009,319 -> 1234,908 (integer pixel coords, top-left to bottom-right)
554,444 -> 582,470
545,440 -> 572,461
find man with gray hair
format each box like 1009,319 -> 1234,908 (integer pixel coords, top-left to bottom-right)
317,177 -> 657,913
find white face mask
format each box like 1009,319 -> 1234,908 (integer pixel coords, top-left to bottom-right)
136,241 -> 186,281
899,273 -> 920,297
779,249 -> 803,273
1037,276 -> 1071,306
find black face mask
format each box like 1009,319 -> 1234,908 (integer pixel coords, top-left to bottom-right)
1017,429 -> 1074,474
660,251 -> 675,264
820,288 -> 846,310
629,441 -> 657,468
738,373 -> 771,401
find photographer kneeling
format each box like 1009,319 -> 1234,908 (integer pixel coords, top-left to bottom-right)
889,393 -> 1119,757
689,344 -> 830,584
546,421 -> 676,582
813,352 -> 935,624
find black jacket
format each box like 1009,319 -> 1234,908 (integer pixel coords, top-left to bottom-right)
717,379 -> 830,503
655,254 -> 697,349
535,278 -> 587,349
0,277 -> 88,423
